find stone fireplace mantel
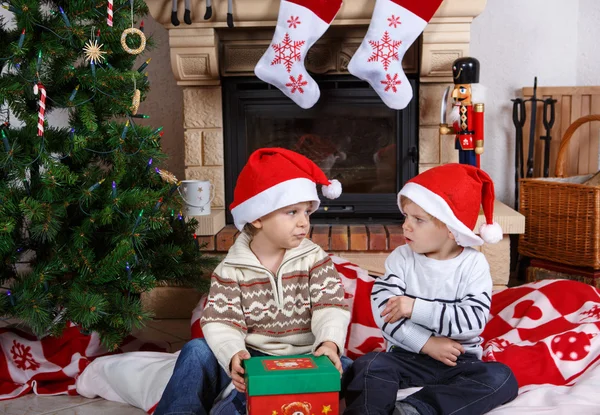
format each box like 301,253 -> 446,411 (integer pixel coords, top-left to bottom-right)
148,0 -> 486,86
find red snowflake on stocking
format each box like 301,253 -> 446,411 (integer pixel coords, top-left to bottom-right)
581,305 -> 600,320
380,73 -> 401,92
10,340 -> 40,371
388,15 -> 401,28
286,74 -> 308,94
287,16 -> 301,29
367,31 -> 402,71
271,33 -> 306,73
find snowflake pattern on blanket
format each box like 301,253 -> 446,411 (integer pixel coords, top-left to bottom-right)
0,323 -> 166,401
481,279 -> 600,387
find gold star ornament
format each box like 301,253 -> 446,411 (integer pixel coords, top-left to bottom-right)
83,39 -> 107,64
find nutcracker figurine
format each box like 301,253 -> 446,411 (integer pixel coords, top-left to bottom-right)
439,57 -> 484,168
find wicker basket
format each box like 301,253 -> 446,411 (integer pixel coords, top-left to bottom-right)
518,114 -> 600,269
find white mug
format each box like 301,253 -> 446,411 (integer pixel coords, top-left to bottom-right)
178,180 -> 215,216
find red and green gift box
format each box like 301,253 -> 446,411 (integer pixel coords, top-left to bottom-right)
244,355 -> 340,415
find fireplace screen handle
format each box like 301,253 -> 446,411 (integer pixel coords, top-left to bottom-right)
408,146 -> 418,164
316,205 -> 354,213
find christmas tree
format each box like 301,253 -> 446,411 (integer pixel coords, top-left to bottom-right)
0,0 -> 216,349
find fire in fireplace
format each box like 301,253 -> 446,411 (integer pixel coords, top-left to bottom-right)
223,75 -> 418,222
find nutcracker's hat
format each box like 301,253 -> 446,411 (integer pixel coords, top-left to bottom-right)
453,57 -> 480,84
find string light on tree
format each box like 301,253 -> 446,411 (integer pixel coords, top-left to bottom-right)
68,85 -> 79,103
137,58 -> 151,73
17,29 -> 25,48
87,178 -> 105,192
1,129 -> 10,153
6,291 -> 15,306
153,197 -> 163,212
35,50 -> 42,73
132,209 -> 144,233
58,6 -> 71,27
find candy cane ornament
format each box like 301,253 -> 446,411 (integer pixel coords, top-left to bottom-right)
107,0 -> 113,27
34,83 -> 46,137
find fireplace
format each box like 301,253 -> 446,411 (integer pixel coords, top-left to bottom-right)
223,75 -> 418,222
145,0 -> 490,235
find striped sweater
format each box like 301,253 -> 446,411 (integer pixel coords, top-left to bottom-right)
201,232 -> 350,373
372,245 -> 492,358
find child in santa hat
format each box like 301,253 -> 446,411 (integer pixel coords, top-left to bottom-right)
343,164 -> 518,415
154,148 -> 350,415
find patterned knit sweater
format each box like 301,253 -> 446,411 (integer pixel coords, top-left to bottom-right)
200,233 -> 350,373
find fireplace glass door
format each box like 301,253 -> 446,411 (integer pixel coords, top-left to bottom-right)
223,76 -> 418,222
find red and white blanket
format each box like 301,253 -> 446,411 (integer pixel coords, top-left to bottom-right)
6,261 -> 600,413
481,279 -> 600,388
0,323 -> 165,401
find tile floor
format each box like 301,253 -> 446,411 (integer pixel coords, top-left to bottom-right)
0,318 -> 191,414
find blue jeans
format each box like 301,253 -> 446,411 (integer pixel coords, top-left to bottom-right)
343,348 -> 518,415
154,338 -> 353,415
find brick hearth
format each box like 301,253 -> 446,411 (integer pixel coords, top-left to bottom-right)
198,224 -> 406,253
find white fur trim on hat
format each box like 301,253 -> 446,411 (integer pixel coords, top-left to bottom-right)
230,177 -> 320,231
322,179 -> 342,199
399,182 -> 484,247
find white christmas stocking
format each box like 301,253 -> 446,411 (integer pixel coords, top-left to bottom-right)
348,0 -> 443,109
254,0 -> 343,109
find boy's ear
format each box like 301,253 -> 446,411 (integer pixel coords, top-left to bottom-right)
251,218 -> 263,229
447,227 -> 456,241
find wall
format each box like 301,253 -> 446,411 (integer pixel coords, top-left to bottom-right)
472,0 -> 600,204
577,0 -> 600,86
0,9 -> 185,180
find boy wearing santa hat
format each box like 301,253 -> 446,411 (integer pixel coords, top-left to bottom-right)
343,164 -> 518,415
155,148 -> 350,415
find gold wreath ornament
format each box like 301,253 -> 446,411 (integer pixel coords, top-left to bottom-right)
120,28 -> 146,55
131,89 -> 141,115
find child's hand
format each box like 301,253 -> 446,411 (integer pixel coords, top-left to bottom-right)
420,336 -> 465,367
314,341 -> 342,375
381,296 -> 415,323
230,350 -> 251,392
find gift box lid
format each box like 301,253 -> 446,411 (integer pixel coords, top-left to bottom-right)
245,355 -> 340,396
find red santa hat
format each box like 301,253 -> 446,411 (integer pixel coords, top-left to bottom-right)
398,163 -> 503,246
230,148 -> 342,230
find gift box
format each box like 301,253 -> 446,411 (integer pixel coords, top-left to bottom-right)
245,355 -> 340,415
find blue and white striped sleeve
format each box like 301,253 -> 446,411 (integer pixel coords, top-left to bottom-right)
371,252 -> 432,353
410,254 -> 492,342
